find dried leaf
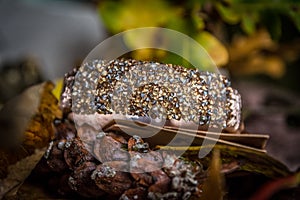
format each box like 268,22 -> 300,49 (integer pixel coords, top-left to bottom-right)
158,144 -> 290,179
0,82 -> 61,197
200,149 -> 224,200
0,149 -> 45,198
229,29 -> 275,61
99,119 -> 291,178
228,29 -> 286,78
102,119 -> 268,151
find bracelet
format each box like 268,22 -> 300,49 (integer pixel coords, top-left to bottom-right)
61,59 -> 242,132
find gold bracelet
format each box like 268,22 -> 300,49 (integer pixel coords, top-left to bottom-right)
61,59 -> 242,132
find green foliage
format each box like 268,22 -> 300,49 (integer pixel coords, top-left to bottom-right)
98,0 -> 300,74
215,0 -> 300,39
99,0 -> 182,34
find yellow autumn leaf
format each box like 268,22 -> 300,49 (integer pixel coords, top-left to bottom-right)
122,28 -> 168,60
195,31 -> 229,66
99,0 -> 181,34
52,78 -> 64,101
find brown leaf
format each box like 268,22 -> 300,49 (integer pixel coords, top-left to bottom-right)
228,29 -> 285,78
229,29 -> 276,61
200,149 -> 224,200
0,82 -> 61,197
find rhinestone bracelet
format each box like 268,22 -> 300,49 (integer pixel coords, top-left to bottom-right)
61,59 -> 242,132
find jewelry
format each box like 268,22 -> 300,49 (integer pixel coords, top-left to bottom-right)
61,59 -> 242,132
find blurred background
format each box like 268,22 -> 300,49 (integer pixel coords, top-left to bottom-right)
0,0 -> 300,170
